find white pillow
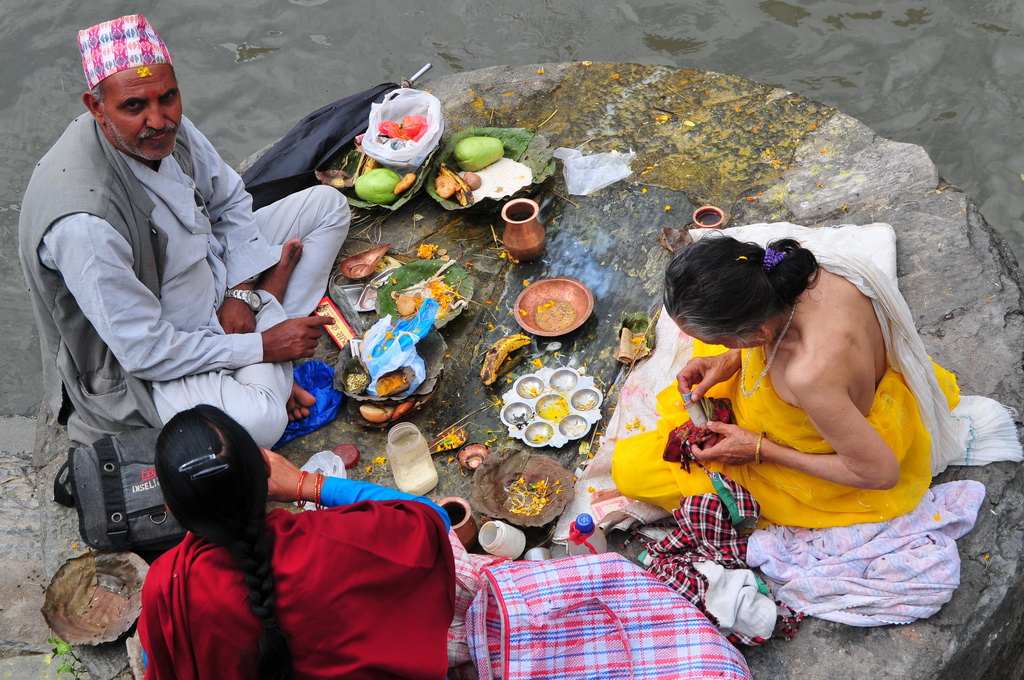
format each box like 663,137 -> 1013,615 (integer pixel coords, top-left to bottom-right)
689,222 -> 898,284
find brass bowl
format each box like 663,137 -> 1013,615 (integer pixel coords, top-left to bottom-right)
514,277 -> 594,337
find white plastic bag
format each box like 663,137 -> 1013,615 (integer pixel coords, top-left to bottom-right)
300,450 -> 349,479
295,450 -> 347,510
362,88 -> 444,172
552,147 -> 636,195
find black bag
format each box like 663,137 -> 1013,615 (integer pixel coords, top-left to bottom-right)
53,428 -> 186,552
241,82 -> 398,210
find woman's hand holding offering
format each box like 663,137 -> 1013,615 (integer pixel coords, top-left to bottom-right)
690,421 -> 760,465
676,349 -> 741,401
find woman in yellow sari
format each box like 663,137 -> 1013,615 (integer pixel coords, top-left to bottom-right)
611,236 -> 960,528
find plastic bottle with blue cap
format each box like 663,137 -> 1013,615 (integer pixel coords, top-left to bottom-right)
567,512 -> 607,556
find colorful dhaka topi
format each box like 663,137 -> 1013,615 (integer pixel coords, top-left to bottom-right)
645,470 -> 804,646
78,14 -> 172,89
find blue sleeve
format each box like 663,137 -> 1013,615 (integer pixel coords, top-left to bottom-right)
321,477 -> 451,531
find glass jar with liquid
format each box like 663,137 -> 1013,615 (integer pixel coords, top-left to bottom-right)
385,422 -> 438,495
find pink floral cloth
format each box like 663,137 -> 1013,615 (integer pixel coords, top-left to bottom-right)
446,533 -> 507,679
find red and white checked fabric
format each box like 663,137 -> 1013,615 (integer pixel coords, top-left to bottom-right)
78,14 -> 173,89
646,472 -> 803,646
467,553 -> 752,680
445,532 -> 508,679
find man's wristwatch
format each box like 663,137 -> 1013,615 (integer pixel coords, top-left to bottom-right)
225,287 -> 264,313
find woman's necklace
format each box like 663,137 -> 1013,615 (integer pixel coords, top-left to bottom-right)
740,307 -> 796,398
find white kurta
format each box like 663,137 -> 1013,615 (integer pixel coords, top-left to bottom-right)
40,116 -> 350,445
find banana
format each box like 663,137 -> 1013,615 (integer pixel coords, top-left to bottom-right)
480,333 -> 532,385
438,163 -> 474,206
356,152 -> 379,178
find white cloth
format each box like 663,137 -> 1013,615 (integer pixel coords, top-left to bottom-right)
746,480 -> 985,626
692,560 -> 777,639
40,117 -> 350,445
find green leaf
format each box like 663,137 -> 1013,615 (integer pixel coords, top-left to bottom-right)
621,312 -> 651,335
322,147 -> 437,211
425,127 -> 557,210
375,260 -> 473,328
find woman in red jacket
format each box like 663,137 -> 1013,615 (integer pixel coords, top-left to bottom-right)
139,405 -> 456,680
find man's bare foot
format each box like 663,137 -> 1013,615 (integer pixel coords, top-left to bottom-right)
287,382 -> 317,421
260,239 -> 304,303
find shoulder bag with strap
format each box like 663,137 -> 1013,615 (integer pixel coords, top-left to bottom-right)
53,428 -> 186,552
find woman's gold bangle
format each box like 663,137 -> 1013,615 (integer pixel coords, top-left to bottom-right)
755,432 -> 765,464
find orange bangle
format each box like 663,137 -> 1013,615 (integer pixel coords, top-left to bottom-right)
754,432 -> 765,464
296,471 -> 308,508
315,473 -> 325,509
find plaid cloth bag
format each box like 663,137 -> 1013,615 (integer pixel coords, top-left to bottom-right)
466,553 -> 752,680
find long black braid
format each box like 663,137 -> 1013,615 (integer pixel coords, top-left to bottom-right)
230,523 -> 290,679
156,405 -> 293,680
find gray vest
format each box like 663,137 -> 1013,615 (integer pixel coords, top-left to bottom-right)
19,114 -> 193,444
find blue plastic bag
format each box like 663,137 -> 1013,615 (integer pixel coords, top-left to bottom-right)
273,361 -> 344,448
361,298 -> 438,397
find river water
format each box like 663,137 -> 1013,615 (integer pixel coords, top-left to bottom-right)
1,0 -> 1022,416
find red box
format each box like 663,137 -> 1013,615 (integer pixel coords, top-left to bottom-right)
314,296 -> 357,350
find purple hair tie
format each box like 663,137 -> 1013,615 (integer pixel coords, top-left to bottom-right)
763,248 -> 785,272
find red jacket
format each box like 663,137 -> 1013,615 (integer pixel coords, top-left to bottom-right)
140,500 -> 456,679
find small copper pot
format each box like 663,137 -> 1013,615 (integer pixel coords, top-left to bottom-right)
501,198 -> 546,261
438,496 -> 477,549
692,205 -> 724,229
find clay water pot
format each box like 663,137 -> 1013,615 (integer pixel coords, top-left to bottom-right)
692,205 -> 724,229
500,198 -> 545,261
439,496 -> 478,549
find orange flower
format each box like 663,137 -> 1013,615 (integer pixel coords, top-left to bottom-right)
417,244 -> 439,259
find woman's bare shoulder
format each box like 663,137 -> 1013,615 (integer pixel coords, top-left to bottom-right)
792,271 -> 886,408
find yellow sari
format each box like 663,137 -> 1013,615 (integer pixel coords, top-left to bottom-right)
611,340 -> 961,528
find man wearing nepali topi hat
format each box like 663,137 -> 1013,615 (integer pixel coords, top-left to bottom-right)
19,14 -> 350,447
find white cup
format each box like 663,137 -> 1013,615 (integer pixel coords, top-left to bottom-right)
523,546 -> 552,561
479,520 -> 526,559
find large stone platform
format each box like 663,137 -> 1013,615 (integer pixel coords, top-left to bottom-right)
32,63 -> 1024,679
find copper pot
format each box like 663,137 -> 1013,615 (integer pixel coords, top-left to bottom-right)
692,205 -> 724,229
501,198 -> 546,261
438,496 -> 477,549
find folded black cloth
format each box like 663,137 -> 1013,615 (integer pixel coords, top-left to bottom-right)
241,82 -> 398,210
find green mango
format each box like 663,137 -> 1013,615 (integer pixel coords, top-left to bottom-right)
453,136 -> 505,172
354,168 -> 401,204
